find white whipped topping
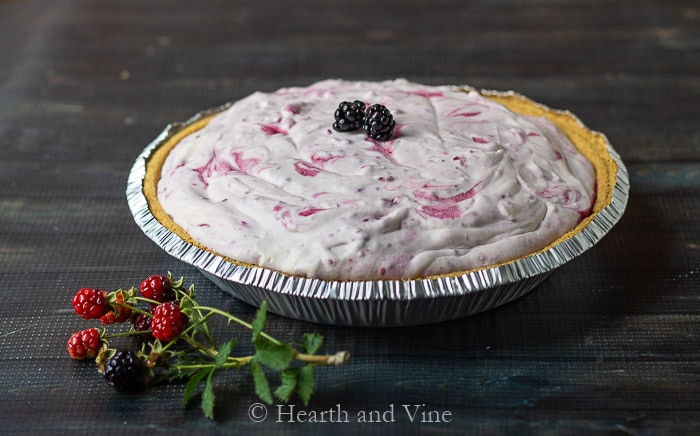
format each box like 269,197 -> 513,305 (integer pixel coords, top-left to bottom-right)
157,79 -> 595,280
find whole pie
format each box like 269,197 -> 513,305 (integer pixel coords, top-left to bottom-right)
143,79 -> 615,281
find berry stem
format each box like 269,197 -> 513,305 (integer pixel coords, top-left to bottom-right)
191,305 -> 284,346
118,303 -> 151,318
173,305 -> 348,367
105,330 -> 146,340
158,311 -> 216,354
173,356 -> 254,371
294,351 -> 350,366
178,335 -> 220,359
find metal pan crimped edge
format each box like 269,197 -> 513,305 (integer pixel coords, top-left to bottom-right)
126,89 -> 629,327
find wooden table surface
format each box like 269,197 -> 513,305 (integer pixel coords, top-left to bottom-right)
1,0 -> 698,434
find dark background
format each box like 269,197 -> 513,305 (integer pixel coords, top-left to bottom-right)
1,0 -> 698,434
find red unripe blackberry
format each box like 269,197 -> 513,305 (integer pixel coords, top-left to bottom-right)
151,301 -> 188,342
100,292 -> 132,325
103,350 -> 148,393
133,314 -> 152,332
72,288 -> 110,320
139,274 -> 175,308
67,328 -> 103,360
132,314 -> 153,340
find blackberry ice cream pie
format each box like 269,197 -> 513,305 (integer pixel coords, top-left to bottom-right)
129,79 -> 627,326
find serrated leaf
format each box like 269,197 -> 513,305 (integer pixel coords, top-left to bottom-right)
274,368 -> 299,403
250,358 -> 273,404
297,365 -> 315,406
254,337 -> 295,370
215,339 -> 236,369
251,300 -> 268,341
201,368 -> 216,419
301,333 -> 323,355
181,368 -> 211,408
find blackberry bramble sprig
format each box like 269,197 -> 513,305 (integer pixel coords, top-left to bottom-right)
67,273 -> 350,419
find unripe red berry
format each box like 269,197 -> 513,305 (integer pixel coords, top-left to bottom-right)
100,292 -> 133,325
72,288 -> 110,320
67,328 -> 103,360
139,275 -> 175,308
133,314 -> 153,340
151,301 -> 188,342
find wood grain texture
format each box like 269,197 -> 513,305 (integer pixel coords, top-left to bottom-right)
0,0 -> 698,433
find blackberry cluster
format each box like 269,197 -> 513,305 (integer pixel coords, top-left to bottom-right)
333,100 -> 366,132
68,274 -> 189,394
332,101 -> 396,141
103,350 -> 148,393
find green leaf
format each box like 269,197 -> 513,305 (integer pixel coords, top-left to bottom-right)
250,358 -> 273,404
274,368 -> 299,403
215,339 -> 236,369
301,333 -> 323,355
254,337 -> 295,371
297,365 -> 315,406
201,368 -> 216,419
251,300 -> 268,341
181,368 -> 211,408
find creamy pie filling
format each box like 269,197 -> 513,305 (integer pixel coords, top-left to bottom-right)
157,79 -> 595,280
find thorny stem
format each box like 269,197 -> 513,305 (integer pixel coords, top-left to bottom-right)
175,307 -> 349,367
179,335 -> 219,359
174,359 -> 253,371
191,305 -> 284,346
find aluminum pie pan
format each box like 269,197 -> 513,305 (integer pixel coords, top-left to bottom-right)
126,89 -> 629,327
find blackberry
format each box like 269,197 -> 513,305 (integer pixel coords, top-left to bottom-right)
363,104 -> 396,141
333,100 -> 366,132
103,350 -> 148,393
